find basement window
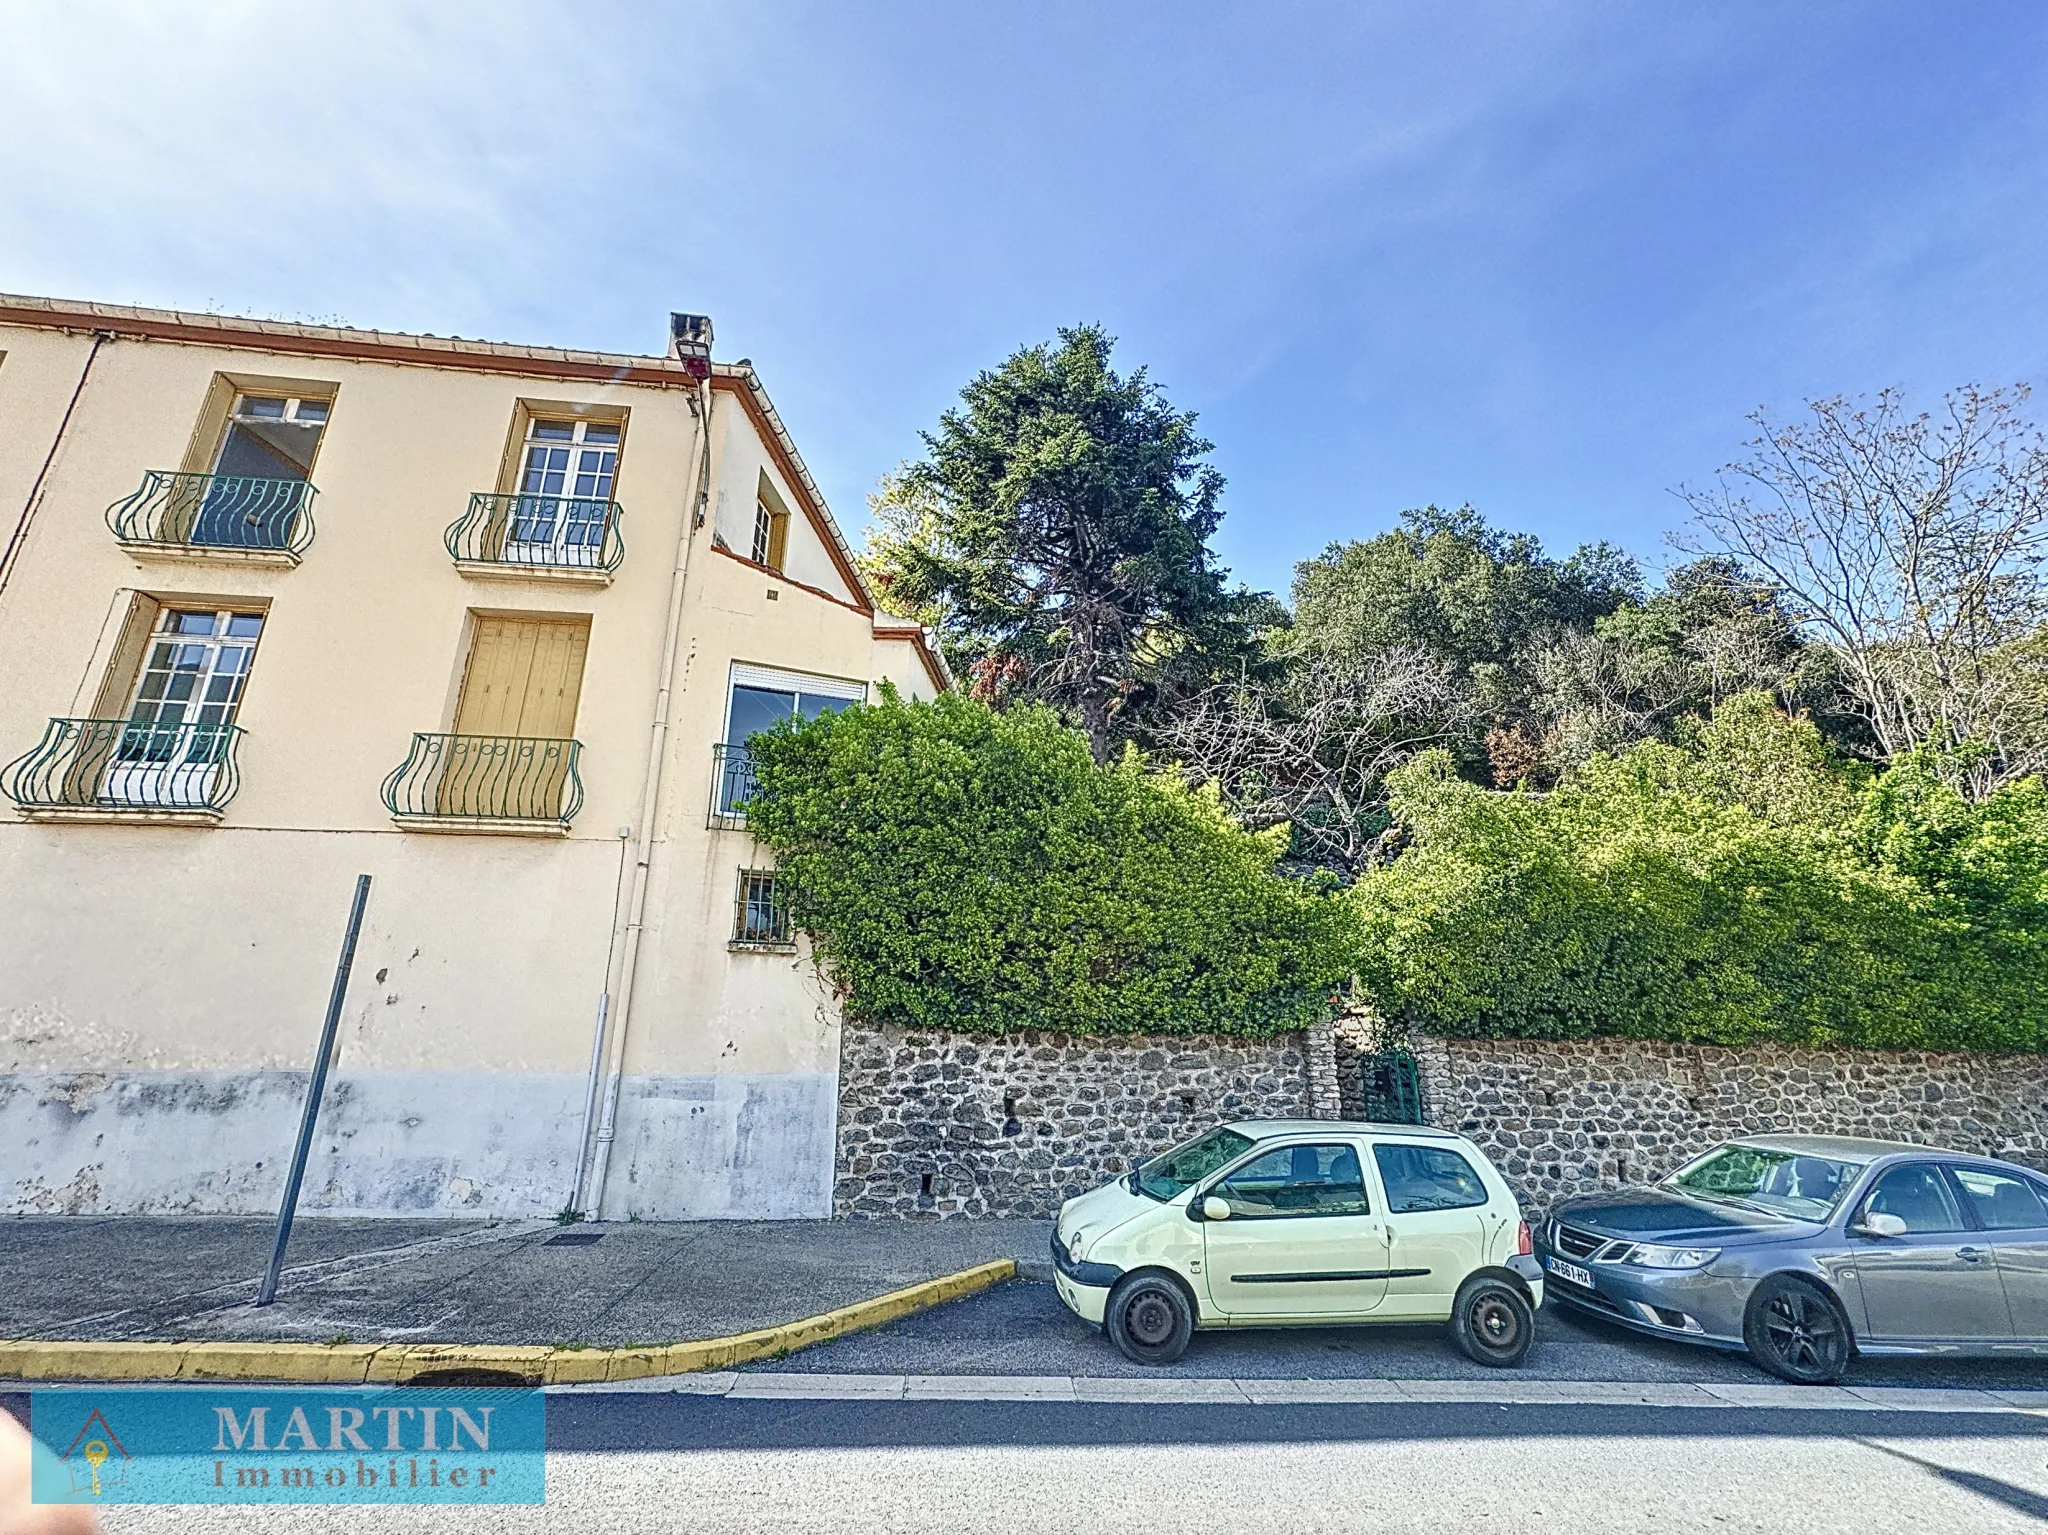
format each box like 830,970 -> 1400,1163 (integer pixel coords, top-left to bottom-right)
732,868 -> 792,947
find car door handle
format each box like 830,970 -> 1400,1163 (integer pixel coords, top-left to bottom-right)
1957,1247 -> 1988,1263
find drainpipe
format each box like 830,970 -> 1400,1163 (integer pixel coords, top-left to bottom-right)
569,826 -> 637,1213
0,329 -> 112,613
569,991 -> 609,1213
583,369 -> 716,1215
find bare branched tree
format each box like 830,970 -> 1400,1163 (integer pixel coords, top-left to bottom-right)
1679,386 -> 2048,795
1156,647 -> 1471,877
1522,576 -> 1841,776
1525,625 -> 1703,768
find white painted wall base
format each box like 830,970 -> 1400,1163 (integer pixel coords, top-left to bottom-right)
0,1069 -> 838,1219
601,1071 -> 837,1221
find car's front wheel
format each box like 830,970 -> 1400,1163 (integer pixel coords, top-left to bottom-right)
1105,1272 -> 1194,1366
1451,1275 -> 1534,1367
1743,1275 -> 1851,1384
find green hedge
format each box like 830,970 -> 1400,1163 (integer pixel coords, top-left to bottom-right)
743,689 -> 1358,1036
1352,694 -> 2048,1051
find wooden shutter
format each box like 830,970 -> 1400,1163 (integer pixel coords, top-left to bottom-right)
89,592 -> 163,719
454,617 -> 588,737
517,619 -> 590,738
447,616 -> 590,817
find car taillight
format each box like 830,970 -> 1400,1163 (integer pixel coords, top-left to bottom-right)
1516,1219 -> 1533,1256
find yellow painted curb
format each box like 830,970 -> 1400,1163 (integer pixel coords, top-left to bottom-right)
0,1257 -> 1016,1387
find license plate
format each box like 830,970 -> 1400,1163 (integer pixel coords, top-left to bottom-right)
1547,1256 -> 1594,1289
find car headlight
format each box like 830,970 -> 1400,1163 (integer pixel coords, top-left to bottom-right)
1068,1231 -> 1086,1263
1619,1243 -> 1719,1270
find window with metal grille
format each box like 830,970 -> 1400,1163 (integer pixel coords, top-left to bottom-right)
734,868 -> 790,944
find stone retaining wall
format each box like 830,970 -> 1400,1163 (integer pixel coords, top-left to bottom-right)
1405,1029 -> 2048,1213
833,1023 -> 1330,1218
834,1010 -> 2048,1219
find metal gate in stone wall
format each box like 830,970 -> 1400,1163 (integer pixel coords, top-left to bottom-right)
1359,1046 -> 1428,1125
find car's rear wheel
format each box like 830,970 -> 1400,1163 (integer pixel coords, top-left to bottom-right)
1743,1275 -> 1850,1384
1105,1272 -> 1194,1366
1451,1275 -> 1533,1367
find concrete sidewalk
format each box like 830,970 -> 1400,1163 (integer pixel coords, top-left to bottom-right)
0,1216 -> 1052,1348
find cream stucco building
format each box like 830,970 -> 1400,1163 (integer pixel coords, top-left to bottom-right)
0,293 -> 945,1219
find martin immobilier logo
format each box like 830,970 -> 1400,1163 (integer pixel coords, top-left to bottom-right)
32,1386 -> 546,1505
209,1400 -> 503,1493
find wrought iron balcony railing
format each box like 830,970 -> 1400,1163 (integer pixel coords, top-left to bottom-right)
1,717 -> 246,814
708,743 -> 757,829
382,733 -> 584,824
106,470 -> 317,556
444,492 -> 625,574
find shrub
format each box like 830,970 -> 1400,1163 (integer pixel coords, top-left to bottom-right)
1354,695 -> 2048,1051
743,689 -> 1357,1037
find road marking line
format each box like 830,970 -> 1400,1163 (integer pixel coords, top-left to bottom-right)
1697,1383 -> 1864,1409
540,1373 -> 2048,1414
906,1375 -> 1074,1401
1072,1377 -> 1251,1404
734,1373 -> 909,1400
1236,1379 -> 1410,1404
1843,1387 -> 2010,1412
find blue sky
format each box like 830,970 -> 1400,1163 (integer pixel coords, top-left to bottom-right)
5,2 -> 2046,599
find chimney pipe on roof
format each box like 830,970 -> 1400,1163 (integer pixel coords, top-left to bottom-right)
668,312 -> 713,380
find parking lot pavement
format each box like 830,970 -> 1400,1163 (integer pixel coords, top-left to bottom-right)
0,1216 -> 1052,1347
747,1278 -> 2048,1391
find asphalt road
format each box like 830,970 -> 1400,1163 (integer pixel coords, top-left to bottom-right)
10,1258 -> 2048,1531
57,1394 -> 2048,1533
752,1278 -> 2048,1391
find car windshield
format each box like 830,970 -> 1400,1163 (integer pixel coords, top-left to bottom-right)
1662,1143 -> 1859,1221
1133,1127 -> 1257,1202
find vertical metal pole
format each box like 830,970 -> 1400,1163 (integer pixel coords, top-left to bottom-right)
255,874 -> 371,1307
569,991 -> 609,1215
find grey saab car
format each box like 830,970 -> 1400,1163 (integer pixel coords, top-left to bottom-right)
1535,1135 -> 2048,1383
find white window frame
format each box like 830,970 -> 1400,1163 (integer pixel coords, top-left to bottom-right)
715,664 -> 868,818
506,417 -> 620,568
108,607 -> 265,807
210,394 -> 328,474
724,663 -> 868,740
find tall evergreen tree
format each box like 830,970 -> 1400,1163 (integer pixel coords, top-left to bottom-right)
863,325 -> 1264,761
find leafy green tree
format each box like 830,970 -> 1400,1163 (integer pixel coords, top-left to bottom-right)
1289,506 -> 1640,778
1293,506 -> 1639,668
743,688 -> 1358,1037
861,326 -> 1267,761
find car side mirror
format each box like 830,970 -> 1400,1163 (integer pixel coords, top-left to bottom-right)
1201,1196 -> 1231,1222
1853,1211 -> 1908,1239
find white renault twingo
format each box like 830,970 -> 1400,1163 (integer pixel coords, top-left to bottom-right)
1053,1119 -> 1543,1366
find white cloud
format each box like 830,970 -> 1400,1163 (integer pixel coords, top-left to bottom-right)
0,2 -> 726,340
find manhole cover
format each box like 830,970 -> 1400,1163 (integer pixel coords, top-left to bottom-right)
544,1231 -> 603,1247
